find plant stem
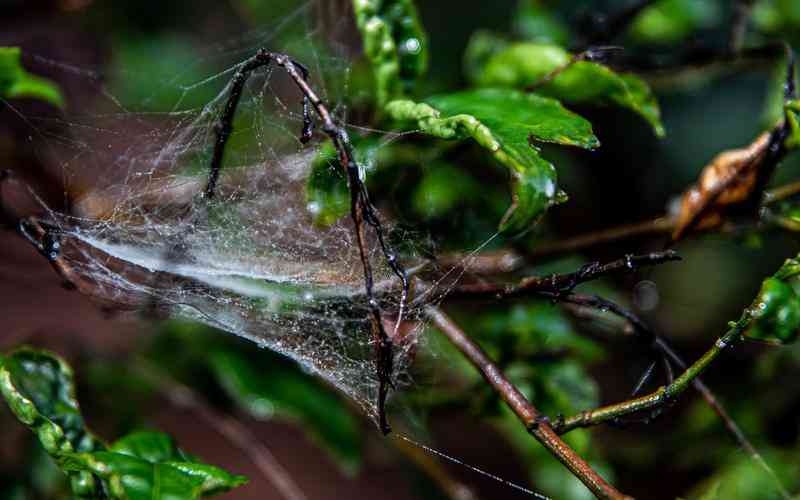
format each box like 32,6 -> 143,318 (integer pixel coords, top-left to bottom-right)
453,251 -> 679,298
425,305 -> 632,500
553,317 -> 750,434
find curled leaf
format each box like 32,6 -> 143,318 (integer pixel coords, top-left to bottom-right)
386,88 -> 598,233
0,47 -> 64,108
672,131 -> 773,240
351,0 -> 428,106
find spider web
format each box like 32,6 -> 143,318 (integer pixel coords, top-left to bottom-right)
17,1 -> 426,423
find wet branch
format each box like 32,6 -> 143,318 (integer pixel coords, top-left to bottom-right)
552,313 -> 752,434
205,50 -> 409,434
425,306 -> 632,500
452,250 -> 679,298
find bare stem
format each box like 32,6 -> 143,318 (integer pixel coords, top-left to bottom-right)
452,250 -> 679,298
425,306 -> 632,500
553,316 -> 751,434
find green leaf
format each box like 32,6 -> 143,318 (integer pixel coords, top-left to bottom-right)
58,449 -> 247,500
208,347 -> 363,475
352,0 -> 428,106
627,0 -> 721,45
472,42 -> 664,136
513,0 -> 570,45
0,348 -> 246,499
745,255 -> 800,344
785,99 -> 800,150
386,88 -> 598,233
412,163 -> 482,218
0,47 -> 64,107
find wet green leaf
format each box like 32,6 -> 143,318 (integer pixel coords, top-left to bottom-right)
472,43 -> 664,136
627,0 -> 721,45
0,348 -> 246,499
208,347 -> 363,475
386,88 -> 598,233
352,0 -> 428,106
745,255 -> 800,344
0,47 -> 64,108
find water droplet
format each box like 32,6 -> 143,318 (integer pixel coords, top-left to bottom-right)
401,38 -> 421,54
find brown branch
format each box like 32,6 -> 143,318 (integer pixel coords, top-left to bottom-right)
425,306 -> 632,500
556,294 -> 791,499
452,250 -> 680,298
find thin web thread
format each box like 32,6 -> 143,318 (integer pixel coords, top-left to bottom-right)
394,434 -> 550,499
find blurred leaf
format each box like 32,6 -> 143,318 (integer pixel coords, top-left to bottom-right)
0,347 -> 246,499
627,0 -> 721,45
477,301 -> 605,363
110,36 -> 216,112
208,347 -> 363,475
753,0 -> 800,40
386,88 -> 598,233
412,163 -> 481,218
0,47 -> 64,108
686,449 -> 798,500
786,99 -> 800,150
352,0 -> 429,106
513,0 -> 570,45
306,136 -> 386,225
745,255 -> 800,344
472,42 -> 664,136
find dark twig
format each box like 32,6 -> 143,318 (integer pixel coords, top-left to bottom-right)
452,250 -> 680,299
555,294 -> 790,498
204,50 -> 409,434
425,306 -> 631,500
527,46 -> 624,92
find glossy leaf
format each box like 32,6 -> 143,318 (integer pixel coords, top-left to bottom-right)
352,0 -> 428,106
0,348 -> 246,499
208,347 -> 363,474
386,88 -> 598,233
472,42 -> 664,136
0,47 -> 63,107
745,255 -> 800,344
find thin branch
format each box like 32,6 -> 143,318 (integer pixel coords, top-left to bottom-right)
552,313 -> 752,434
452,250 -> 680,298
425,306 -> 632,500
202,49 -> 409,434
132,359 -> 308,500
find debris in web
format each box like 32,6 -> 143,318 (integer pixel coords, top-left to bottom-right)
12,7 -> 421,427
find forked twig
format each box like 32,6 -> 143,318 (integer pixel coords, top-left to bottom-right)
204,49 -> 409,434
425,305 -> 631,500
452,250 -> 679,298
559,294 -> 790,499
